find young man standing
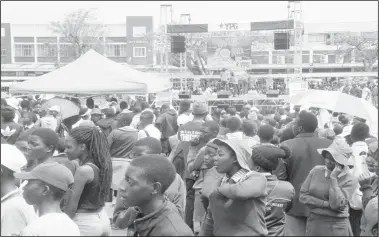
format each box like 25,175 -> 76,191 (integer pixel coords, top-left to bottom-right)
1,144 -> 37,236
118,155 -> 193,236
15,162 -> 80,236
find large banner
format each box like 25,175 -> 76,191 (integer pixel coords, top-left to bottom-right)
206,32 -> 274,70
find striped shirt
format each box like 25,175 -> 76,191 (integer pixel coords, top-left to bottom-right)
221,169 -> 249,185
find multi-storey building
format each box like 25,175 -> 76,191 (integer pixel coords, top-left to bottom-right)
1,20 -> 378,92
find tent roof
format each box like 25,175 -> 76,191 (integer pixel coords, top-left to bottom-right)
9,50 -> 148,95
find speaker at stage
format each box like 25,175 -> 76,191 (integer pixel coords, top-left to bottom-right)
266,90 -> 279,98
178,91 -> 191,99
217,91 -> 231,99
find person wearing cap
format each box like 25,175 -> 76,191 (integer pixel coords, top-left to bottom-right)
299,140 -> 358,236
362,196 -> 378,237
1,144 -> 37,236
90,108 -> 103,125
15,162 -> 80,236
34,106 -> 59,132
72,107 -> 95,129
6,97 -> 22,123
200,138 -> 268,236
251,144 -> 295,236
172,101 -> 209,231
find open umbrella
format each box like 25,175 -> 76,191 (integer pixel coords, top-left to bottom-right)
290,90 -> 378,136
41,98 -> 80,120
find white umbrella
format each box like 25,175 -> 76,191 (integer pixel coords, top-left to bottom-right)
290,90 -> 378,136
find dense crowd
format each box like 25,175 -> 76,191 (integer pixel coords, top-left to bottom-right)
1,95 -> 378,236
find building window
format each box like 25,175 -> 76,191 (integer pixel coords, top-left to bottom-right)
133,47 -> 146,58
37,44 -> 57,57
106,44 -> 126,57
1,28 -> 5,37
308,34 -> 327,43
59,44 -> 74,57
1,48 -> 6,56
133,27 -> 146,38
14,44 -> 34,57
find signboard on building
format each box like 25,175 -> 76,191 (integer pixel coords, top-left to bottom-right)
126,16 -> 153,65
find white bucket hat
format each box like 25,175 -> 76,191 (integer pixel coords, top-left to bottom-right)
1,144 -> 27,172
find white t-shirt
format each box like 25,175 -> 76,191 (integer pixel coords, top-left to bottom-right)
138,124 -> 162,141
1,189 -> 37,236
20,213 -> 80,236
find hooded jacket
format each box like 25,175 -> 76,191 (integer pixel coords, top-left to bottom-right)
155,109 -> 178,139
97,117 -> 117,137
127,200 -> 193,236
107,126 -> 138,158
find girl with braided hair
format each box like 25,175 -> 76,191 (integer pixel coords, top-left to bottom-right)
64,126 -> 112,236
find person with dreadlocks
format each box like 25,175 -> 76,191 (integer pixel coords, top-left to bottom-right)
64,126 -> 113,236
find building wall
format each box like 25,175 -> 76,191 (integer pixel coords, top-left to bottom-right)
1,23 -> 12,64
126,16 -> 154,65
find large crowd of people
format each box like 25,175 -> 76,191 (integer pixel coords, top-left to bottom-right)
1,94 -> 378,236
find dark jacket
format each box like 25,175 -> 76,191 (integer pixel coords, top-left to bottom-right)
122,200 -> 193,236
276,133 -> 333,217
107,126 -> 138,158
97,117 -> 117,137
113,174 -> 186,229
265,174 -> 295,236
155,109 -> 178,139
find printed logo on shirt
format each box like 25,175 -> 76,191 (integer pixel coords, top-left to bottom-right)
179,131 -> 201,142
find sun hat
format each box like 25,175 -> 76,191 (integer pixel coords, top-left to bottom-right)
1,144 -> 27,172
192,101 -> 208,115
213,138 -> 252,171
6,97 -> 19,110
14,162 -> 74,191
317,140 -> 353,166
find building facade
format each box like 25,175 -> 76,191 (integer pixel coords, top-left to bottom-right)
1,21 -> 378,91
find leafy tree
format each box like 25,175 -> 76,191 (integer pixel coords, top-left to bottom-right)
49,9 -> 106,61
333,32 -> 378,72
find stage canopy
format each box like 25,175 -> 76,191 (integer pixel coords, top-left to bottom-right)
9,50 -> 166,95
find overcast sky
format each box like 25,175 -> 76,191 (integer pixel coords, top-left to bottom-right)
1,1 -> 378,26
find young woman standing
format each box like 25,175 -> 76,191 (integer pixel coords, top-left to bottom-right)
64,126 -> 113,236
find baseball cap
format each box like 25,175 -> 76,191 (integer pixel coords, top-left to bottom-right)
317,140 -> 353,166
48,105 -> 60,113
192,101 -> 208,115
1,144 -> 27,172
14,162 -> 74,191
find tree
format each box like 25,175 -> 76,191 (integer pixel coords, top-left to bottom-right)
49,8 -> 106,60
333,32 -> 378,72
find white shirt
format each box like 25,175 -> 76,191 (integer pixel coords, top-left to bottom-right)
1,189 -> 37,236
20,213 -> 80,236
226,131 -> 244,140
177,113 -> 194,126
362,87 -> 371,101
138,124 -> 162,141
